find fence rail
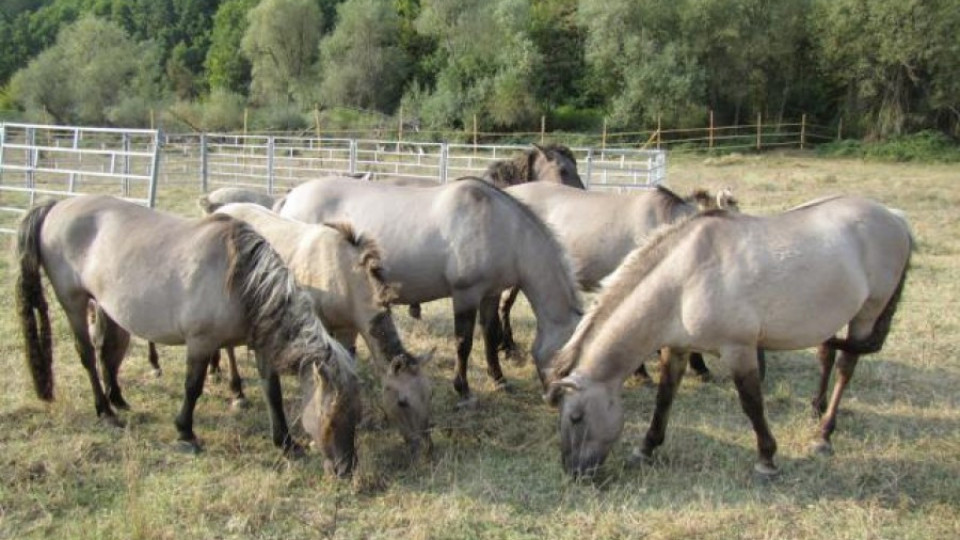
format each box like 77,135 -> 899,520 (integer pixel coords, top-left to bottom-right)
0,123 -> 161,234
160,134 -> 667,194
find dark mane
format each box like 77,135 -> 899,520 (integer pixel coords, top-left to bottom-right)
550,210 -> 731,380
482,144 -> 578,188
322,221 -> 399,306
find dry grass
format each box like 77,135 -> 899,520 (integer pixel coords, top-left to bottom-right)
1,151 -> 958,539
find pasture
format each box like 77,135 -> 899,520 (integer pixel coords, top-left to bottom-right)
1,152 -> 958,539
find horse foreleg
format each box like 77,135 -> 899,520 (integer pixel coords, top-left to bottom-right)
479,296 -> 508,391
148,342 -> 162,377
225,347 -> 246,408
811,344 -> 836,418
498,287 -> 522,362
728,346 -> 778,477
688,352 -> 712,382
174,350 -> 214,452
452,308 -> 478,405
96,313 -> 131,410
637,349 -> 687,461
811,350 -> 860,456
254,352 -> 301,455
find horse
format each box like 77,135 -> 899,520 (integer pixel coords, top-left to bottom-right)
16,195 -> 362,477
277,176 -> 583,405
482,143 -> 584,189
213,202 -> 432,453
499,183 -> 743,381
197,186 -> 277,214
545,196 -> 912,478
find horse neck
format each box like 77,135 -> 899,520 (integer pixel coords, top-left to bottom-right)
515,232 -> 580,328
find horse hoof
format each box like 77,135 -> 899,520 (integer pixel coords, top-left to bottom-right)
100,414 -> 125,429
505,349 -> 526,366
697,371 -> 714,384
627,448 -> 654,467
152,368 -> 163,378
493,379 -> 513,393
810,439 -> 834,457
230,397 -> 249,411
455,396 -> 478,410
174,439 -> 203,454
111,398 -> 131,411
284,442 -> 307,460
753,462 -> 780,479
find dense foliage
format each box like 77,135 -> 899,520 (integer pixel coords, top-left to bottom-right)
1,0 -> 958,140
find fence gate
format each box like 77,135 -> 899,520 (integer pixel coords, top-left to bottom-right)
0,123 -> 161,234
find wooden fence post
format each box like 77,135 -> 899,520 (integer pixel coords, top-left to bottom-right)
657,113 -> 662,150
709,109 -> 714,148
601,118 -> 607,151
837,118 -> 843,141
800,113 -> 807,150
541,115 -> 546,144
243,107 -> 248,135
314,104 -> 321,139
756,112 -> 762,150
397,106 -> 404,152
473,114 -> 478,153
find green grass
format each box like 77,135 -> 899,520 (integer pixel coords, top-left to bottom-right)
1,152 -> 958,539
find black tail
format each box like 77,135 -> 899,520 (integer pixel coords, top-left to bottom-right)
16,199 -> 59,400
826,255 -> 911,355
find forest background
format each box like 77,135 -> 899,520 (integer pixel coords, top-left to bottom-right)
1,0 -> 959,146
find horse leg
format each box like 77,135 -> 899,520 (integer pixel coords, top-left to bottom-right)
757,348 -> 767,382
408,303 -> 422,320
636,348 -> 687,462
225,347 -> 247,409
688,352 -> 712,382
728,346 -> 778,477
498,286 -> 522,363
811,343 -> 836,418
96,313 -> 131,410
811,350 -> 860,456
148,342 -> 162,377
173,349 -> 214,452
208,349 -> 223,382
255,351 -> 302,455
479,296 -> 509,391
66,302 -> 120,425
633,361 -> 652,383
452,308 -> 478,406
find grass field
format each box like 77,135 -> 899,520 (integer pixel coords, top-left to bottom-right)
1,151 -> 958,539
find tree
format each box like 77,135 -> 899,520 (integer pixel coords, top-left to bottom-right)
10,15 -> 153,125
241,0 -> 323,105
205,0 -> 256,94
318,0 -> 409,112
413,0 -> 542,130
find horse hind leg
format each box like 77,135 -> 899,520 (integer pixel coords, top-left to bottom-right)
147,342 -> 162,377
174,348 -> 215,452
69,298 -> 120,426
478,296 -> 509,391
498,287 -> 523,364
95,311 -> 132,411
811,344 -> 837,418
225,347 -> 247,409
452,308 -> 478,406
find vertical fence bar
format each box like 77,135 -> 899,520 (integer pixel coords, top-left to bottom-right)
266,136 -> 275,194
440,143 -> 449,184
709,110 -> 714,149
349,139 -> 357,174
601,118 -> 607,151
583,148 -> 594,189
26,127 -> 36,190
0,124 -> 5,184
200,133 -> 208,192
148,129 -> 161,208
68,128 -> 79,192
122,133 -> 131,197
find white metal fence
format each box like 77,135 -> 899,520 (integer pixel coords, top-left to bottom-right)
0,123 -> 161,234
159,133 -> 666,193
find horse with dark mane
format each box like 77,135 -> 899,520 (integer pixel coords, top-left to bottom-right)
482,143 -> 583,189
17,195 -> 361,476
545,196 -> 912,478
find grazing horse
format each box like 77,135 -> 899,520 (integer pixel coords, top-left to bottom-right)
278,177 -> 583,405
483,143 -> 584,189
545,196 -> 912,478
214,202 -> 432,453
16,195 -> 361,476
499,183 -> 743,380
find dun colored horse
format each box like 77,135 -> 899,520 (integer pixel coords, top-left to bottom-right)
278,176 -> 583,405
546,196 -> 912,478
214,202 -> 432,453
16,195 -> 361,476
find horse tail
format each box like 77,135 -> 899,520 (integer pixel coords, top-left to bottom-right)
16,199 -> 58,401
826,250 -> 912,355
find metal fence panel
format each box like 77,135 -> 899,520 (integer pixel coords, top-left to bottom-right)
0,123 -> 160,234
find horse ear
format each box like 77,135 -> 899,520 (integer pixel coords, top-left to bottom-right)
543,376 -> 582,407
717,187 -> 739,211
390,355 -> 407,375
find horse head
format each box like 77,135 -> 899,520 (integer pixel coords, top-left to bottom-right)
531,143 -> 584,189
382,349 -> 434,456
299,345 -> 362,478
545,371 -> 624,478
